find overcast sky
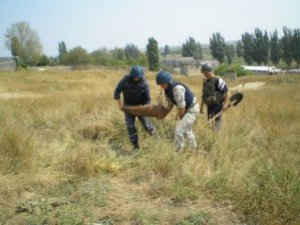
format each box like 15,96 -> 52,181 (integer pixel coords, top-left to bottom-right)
0,0 -> 299,57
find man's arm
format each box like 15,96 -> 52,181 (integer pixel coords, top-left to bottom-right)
173,85 -> 186,120
217,78 -> 229,110
115,99 -> 123,111
114,78 -> 125,111
178,107 -> 186,119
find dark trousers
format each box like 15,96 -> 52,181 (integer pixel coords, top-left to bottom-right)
125,112 -> 155,145
207,104 -> 223,130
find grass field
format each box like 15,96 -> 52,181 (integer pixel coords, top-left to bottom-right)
0,69 -> 299,225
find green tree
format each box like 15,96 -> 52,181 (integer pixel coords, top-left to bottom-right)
241,32 -> 255,65
5,21 -> 43,65
253,28 -> 269,65
225,44 -> 235,65
58,41 -> 68,64
262,30 -> 270,65
292,28 -> 300,67
163,45 -> 170,57
112,47 -> 125,61
209,33 -> 226,63
90,48 -> 112,66
281,27 -> 294,67
236,40 -> 243,58
124,44 -> 140,60
270,30 -> 281,66
38,55 -> 50,66
146,37 -> 159,71
11,36 -> 22,57
182,36 -> 203,59
65,46 -> 91,67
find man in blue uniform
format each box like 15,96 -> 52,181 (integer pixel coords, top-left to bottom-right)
114,66 -> 156,151
156,71 -> 199,150
200,64 -> 228,130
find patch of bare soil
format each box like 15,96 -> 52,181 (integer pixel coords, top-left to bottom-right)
0,92 -> 43,99
231,82 -> 266,91
94,173 -> 243,225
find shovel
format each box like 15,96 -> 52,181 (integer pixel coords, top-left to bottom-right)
208,92 -> 243,123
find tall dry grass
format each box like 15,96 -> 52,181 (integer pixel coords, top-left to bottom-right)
0,70 -> 299,225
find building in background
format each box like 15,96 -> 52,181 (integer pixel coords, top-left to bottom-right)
0,57 -> 18,72
161,57 -> 219,76
241,65 -> 282,75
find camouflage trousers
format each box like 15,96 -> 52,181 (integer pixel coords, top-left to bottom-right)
175,103 -> 200,150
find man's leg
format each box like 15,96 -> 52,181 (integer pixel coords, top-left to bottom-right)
138,116 -> 156,136
175,121 -> 185,150
125,112 -> 139,150
207,104 -> 223,131
185,104 -> 199,149
175,111 -> 198,150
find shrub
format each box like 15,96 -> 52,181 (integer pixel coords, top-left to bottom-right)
0,128 -> 35,174
214,64 -> 248,77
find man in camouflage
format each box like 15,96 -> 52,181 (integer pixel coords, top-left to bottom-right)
200,64 -> 228,130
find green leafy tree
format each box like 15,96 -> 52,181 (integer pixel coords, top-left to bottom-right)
270,30 -> 281,66
225,44 -> 235,65
209,33 -> 226,63
241,32 -> 255,65
236,40 -> 243,58
65,46 -> 91,67
182,37 -> 203,59
281,27 -> 294,67
112,47 -> 125,61
90,48 -> 111,66
262,30 -> 270,65
253,28 -> 269,65
194,42 -> 203,60
146,37 -> 159,71
11,36 -> 22,57
38,55 -> 50,66
163,45 -> 170,57
292,28 -> 300,67
58,41 -> 68,64
124,44 -> 140,60
5,21 -> 43,65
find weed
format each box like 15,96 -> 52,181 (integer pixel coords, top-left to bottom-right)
177,211 -> 210,225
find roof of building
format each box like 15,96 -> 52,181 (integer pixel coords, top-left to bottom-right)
0,57 -> 18,62
242,65 -> 281,72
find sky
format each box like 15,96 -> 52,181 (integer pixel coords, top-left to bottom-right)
0,0 -> 299,57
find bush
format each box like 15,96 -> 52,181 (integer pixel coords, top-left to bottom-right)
214,64 -> 248,77
0,128 -> 35,174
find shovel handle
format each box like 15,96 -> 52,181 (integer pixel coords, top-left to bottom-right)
207,100 -> 236,123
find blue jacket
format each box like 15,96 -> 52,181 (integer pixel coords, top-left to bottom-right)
164,81 -> 194,109
114,75 -> 151,106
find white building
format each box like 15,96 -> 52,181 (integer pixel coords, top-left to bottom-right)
161,57 -> 219,76
0,57 -> 18,72
241,65 -> 282,74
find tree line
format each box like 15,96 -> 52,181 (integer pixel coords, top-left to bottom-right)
210,27 -> 300,68
3,21 -> 300,70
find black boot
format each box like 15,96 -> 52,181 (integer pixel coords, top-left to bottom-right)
132,141 -> 140,152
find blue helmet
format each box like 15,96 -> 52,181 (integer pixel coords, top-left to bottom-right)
156,71 -> 172,84
129,66 -> 144,79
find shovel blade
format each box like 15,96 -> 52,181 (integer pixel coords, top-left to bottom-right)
229,92 -> 243,106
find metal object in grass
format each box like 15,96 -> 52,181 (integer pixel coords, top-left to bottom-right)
208,92 -> 244,123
